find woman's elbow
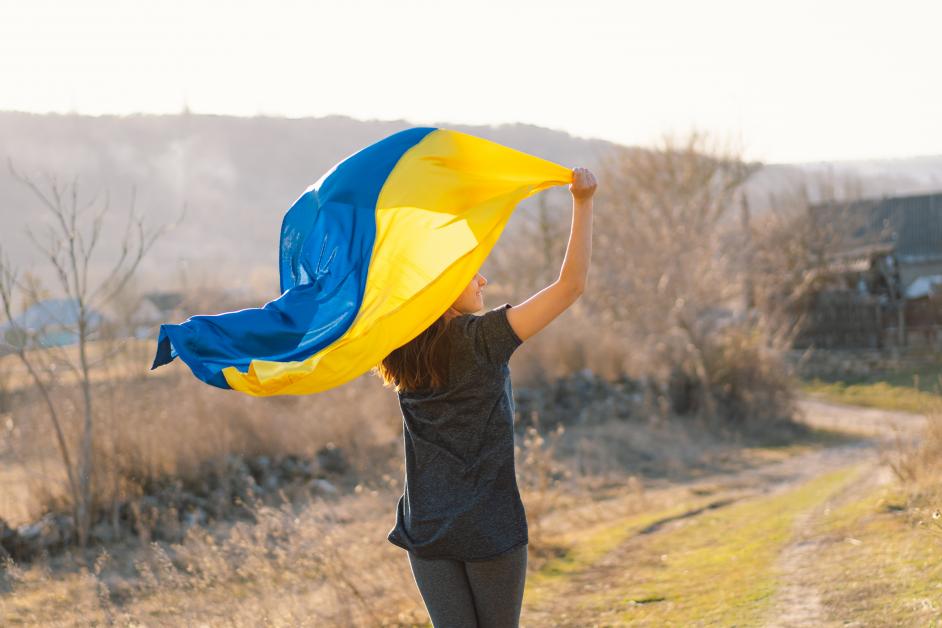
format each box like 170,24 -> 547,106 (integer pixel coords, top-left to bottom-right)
563,280 -> 585,299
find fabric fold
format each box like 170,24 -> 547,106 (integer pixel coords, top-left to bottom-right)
151,127 -> 572,396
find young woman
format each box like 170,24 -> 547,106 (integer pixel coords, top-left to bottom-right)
375,167 -> 596,627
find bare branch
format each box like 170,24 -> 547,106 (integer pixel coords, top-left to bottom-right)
8,159 -> 63,216
25,224 -> 73,301
0,246 -> 81,509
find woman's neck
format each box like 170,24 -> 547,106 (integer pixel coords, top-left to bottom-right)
442,306 -> 463,322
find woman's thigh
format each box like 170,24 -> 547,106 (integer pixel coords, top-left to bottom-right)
463,543 -> 528,628
407,552 -> 479,627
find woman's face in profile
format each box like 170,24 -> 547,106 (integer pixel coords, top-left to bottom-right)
449,272 -> 487,316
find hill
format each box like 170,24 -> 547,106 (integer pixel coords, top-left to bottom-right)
1,111 -> 939,295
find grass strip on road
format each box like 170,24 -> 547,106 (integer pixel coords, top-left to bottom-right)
523,493 -> 734,608
527,463 -> 866,625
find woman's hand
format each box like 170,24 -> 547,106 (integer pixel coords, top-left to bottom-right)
570,167 -> 597,201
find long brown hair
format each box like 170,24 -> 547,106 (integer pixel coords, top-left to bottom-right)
374,314 -> 454,392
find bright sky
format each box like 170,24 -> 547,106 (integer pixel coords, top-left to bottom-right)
1,0 -> 939,163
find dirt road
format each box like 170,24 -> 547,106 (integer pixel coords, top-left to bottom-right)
521,397 -> 933,626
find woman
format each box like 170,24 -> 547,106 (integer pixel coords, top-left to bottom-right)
374,167 -> 596,627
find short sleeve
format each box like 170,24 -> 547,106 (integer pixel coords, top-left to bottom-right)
463,303 -> 524,366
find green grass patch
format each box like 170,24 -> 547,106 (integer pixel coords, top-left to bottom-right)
802,379 -> 938,414
524,495 -> 726,607
575,464 -> 866,625
800,360 -> 942,413
810,482 -> 942,625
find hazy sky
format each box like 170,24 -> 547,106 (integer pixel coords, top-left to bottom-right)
2,0 -> 939,163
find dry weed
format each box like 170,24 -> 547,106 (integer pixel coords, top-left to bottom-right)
515,412 -> 572,552
881,395 -> 942,549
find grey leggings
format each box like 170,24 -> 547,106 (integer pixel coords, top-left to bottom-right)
407,543 -> 528,627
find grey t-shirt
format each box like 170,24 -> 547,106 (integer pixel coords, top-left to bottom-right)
387,303 -> 528,561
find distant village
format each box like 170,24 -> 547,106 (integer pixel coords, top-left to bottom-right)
0,290 -> 194,355
794,191 -> 942,350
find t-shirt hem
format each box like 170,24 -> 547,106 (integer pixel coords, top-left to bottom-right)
387,535 -> 529,562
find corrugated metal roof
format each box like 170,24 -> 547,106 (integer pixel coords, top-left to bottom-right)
813,192 -> 942,262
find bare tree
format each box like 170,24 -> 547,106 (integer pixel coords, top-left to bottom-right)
488,190 -> 572,298
0,162 -> 171,546
589,130 -> 757,421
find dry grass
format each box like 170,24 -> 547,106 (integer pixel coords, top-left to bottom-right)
0,407 -> 826,627
881,397 -> 942,512
876,394 -> 942,569
0,489 -> 430,626
0,296 -> 658,529
507,302 -> 634,384
2,358 -> 404,525
0,356 -> 803,626
801,471 -> 942,624
0,338 -> 160,393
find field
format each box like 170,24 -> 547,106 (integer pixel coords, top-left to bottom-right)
1,392 -> 939,626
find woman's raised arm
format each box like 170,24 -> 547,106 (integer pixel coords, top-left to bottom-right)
505,167 -> 596,342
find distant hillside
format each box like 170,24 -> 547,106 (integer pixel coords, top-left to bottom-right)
1,111 -> 939,296
0,112 -> 615,294
743,156 -> 942,212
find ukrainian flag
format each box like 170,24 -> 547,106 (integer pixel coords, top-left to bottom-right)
151,127 -> 573,396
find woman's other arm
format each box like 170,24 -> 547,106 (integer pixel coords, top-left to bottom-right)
505,167 -> 596,342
